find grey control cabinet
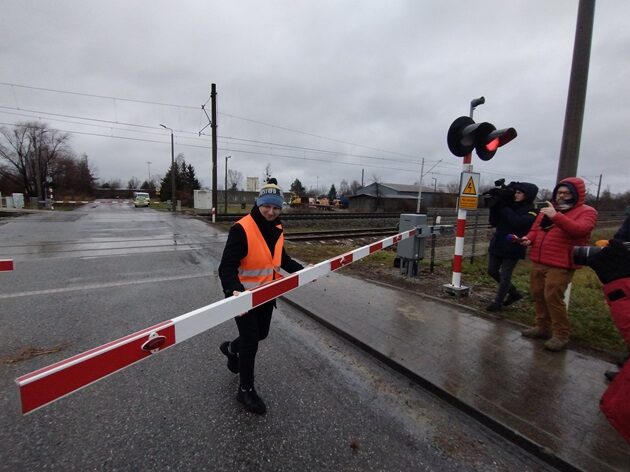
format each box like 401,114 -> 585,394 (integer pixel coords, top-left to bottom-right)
396,214 -> 428,260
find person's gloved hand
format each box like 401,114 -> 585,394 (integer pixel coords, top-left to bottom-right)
588,239 -> 630,284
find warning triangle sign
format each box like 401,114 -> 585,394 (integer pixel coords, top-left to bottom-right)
462,177 -> 477,195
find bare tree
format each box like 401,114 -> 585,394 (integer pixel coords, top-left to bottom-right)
227,169 -> 243,191
339,179 -> 350,195
0,121 -> 72,199
349,180 -> 362,195
128,177 -> 141,189
445,181 -> 461,193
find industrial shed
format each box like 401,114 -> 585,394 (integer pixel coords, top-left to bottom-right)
347,182 -> 456,212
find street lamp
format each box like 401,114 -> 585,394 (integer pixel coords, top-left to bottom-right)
160,124 -> 176,212
224,155 -> 231,214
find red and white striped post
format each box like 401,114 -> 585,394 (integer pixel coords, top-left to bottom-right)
443,97 -> 487,296
443,153 -> 472,296
14,229 -> 416,415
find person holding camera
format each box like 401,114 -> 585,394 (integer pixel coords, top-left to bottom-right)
584,238 -> 630,444
595,215 -> 630,382
485,180 -> 539,312
519,177 -> 597,351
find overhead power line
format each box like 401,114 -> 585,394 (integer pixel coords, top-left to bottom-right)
0,120 -> 424,174
1,81 -> 420,160
0,105 -> 432,167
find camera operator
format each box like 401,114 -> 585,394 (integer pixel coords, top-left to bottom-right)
584,238 -> 630,444
519,177 -> 597,351
593,214 -> 630,382
484,180 -> 538,312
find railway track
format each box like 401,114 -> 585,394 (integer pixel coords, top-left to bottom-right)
285,227 -> 398,241
284,215 -> 626,242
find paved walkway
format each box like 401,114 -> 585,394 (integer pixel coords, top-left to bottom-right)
283,272 -> 630,472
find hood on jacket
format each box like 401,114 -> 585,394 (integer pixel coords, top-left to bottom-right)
553,177 -> 586,207
509,181 -> 538,204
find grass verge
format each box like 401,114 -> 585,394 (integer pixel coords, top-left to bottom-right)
286,231 -> 627,358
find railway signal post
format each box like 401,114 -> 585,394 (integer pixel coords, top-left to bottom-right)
443,98 -> 517,296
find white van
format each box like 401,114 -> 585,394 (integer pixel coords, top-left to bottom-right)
133,192 -> 150,208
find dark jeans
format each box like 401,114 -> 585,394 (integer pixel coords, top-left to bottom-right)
487,254 -> 520,304
230,301 -> 274,390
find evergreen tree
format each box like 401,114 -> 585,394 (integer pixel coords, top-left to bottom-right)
327,184 -> 337,202
290,178 -> 306,196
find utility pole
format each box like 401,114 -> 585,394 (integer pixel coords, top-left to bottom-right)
416,158 -> 442,213
416,158 -> 425,213
557,0 -> 595,181
224,155 -> 231,214
211,83 -> 218,214
159,125 -> 176,211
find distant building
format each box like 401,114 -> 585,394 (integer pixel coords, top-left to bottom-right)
246,177 -> 259,192
348,182 -> 456,212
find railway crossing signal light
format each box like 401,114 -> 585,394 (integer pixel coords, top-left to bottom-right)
447,116 -> 517,161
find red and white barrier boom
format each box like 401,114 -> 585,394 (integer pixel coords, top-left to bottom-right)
15,229 -> 414,414
0,259 -> 14,272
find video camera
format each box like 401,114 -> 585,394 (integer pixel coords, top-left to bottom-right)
573,242 -> 630,266
482,178 -> 516,208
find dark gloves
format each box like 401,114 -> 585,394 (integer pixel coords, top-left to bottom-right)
588,239 -> 630,284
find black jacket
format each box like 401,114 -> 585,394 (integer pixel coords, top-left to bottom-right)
218,205 -> 304,297
488,181 -> 538,259
614,215 -> 630,242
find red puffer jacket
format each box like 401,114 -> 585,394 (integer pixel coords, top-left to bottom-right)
526,177 -> 597,269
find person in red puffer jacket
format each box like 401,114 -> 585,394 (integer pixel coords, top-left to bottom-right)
519,177 -> 598,351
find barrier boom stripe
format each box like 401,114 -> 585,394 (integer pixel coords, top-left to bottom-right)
15,228 -> 416,414
0,259 -> 14,272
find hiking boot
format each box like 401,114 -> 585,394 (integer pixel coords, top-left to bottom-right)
544,337 -> 569,352
605,370 -> 619,382
521,327 -> 551,339
220,341 -> 239,374
485,302 -> 502,312
503,292 -> 523,306
237,387 -> 266,415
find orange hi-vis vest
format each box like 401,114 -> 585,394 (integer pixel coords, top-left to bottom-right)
237,214 -> 284,290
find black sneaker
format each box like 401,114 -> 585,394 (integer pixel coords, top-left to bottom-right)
503,292 -> 523,306
237,387 -> 266,415
219,341 -> 239,374
486,302 -> 502,312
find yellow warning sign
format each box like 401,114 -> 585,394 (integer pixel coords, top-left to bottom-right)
459,196 -> 478,209
462,177 -> 477,195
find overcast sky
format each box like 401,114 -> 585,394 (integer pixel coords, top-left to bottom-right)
1,0 -> 628,198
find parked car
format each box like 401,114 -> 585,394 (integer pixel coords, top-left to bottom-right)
133,192 -> 150,208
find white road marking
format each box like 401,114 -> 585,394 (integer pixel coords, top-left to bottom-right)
0,272 -> 215,300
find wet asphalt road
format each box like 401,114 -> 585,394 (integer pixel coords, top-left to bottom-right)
0,201 -> 552,471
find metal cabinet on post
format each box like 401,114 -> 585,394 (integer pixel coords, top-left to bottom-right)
396,214 -> 429,276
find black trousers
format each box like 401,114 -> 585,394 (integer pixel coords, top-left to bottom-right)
487,254 -> 520,304
230,301 -> 274,389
